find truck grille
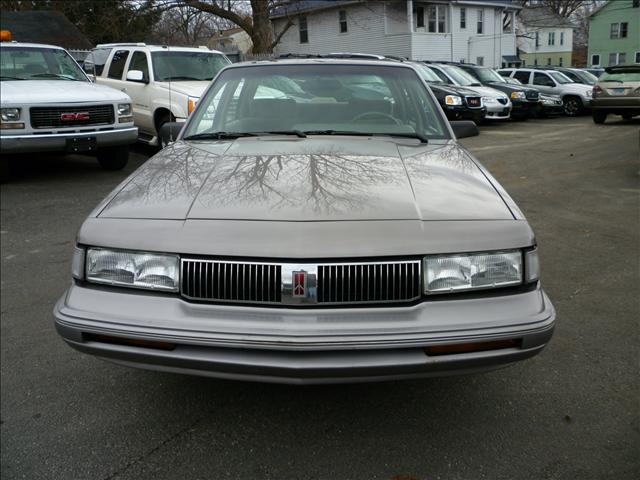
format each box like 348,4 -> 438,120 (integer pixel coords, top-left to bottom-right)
525,90 -> 539,101
465,96 -> 482,108
317,261 -> 421,304
181,259 -> 422,306
30,105 -> 115,129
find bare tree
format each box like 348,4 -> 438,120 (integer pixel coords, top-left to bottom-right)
152,3 -> 234,46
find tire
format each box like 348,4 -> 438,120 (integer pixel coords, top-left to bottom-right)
622,114 -> 633,121
96,145 -> 129,171
563,96 -> 583,116
592,111 -> 607,124
156,111 -> 175,149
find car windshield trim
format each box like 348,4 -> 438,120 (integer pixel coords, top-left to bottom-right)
303,130 -> 428,143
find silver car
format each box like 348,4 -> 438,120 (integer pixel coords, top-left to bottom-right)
54,58 -> 555,384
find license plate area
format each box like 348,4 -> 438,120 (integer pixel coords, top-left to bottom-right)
66,136 -> 97,153
611,88 -> 627,96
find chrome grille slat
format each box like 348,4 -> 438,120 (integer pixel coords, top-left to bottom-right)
182,259 -> 420,305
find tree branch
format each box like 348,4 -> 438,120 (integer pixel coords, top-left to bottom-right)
270,17 -> 294,49
183,0 -> 253,34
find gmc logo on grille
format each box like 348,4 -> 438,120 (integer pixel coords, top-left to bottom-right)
60,112 -> 90,121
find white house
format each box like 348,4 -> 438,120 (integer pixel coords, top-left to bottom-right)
271,0 -> 522,68
516,7 -> 575,67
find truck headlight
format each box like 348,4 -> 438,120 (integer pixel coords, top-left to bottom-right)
85,248 -> 179,292
1,107 -> 21,121
444,95 -> 462,106
188,96 -> 199,114
584,90 -> 592,97
117,103 -> 133,123
423,250 -> 523,294
510,91 -> 525,100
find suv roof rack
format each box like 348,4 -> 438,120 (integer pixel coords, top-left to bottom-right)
276,52 -> 406,62
96,42 -> 146,48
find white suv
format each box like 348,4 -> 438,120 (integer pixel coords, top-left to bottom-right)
84,43 -> 230,146
498,68 -> 593,116
0,42 -> 137,175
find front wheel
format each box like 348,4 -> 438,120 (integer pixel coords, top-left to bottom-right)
622,114 -> 634,121
592,111 -> 607,124
563,96 -> 583,116
96,145 -> 129,171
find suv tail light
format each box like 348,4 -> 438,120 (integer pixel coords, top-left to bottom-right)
593,85 -> 603,97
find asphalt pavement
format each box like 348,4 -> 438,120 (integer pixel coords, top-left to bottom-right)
1,116 -> 639,480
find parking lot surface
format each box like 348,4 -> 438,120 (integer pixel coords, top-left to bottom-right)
1,116 -> 639,480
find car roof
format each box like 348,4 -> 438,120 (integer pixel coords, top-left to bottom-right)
94,43 -> 225,54
228,58 -> 417,69
0,41 -> 65,50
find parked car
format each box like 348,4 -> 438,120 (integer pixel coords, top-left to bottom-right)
427,63 -> 512,121
583,68 -> 605,78
549,67 -> 599,86
84,43 -> 230,147
455,64 -> 541,119
536,93 -> 565,118
54,57 -> 555,384
498,68 -> 593,116
0,41 -> 137,179
410,62 -> 486,124
591,65 -> 640,123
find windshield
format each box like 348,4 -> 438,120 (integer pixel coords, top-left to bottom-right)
151,51 -> 230,81
412,63 -> 444,83
185,64 -> 449,140
575,70 -> 598,85
474,67 -> 506,83
0,46 -> 87,81
440,65 -> 480,86
549,71 -> 573,84
600,71 -> 640,82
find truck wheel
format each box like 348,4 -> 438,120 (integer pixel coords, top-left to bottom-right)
622,114 -> 633,121
592,111 -> 607,124
156,111 -> 176,149
97,145 -> 129,171
563,96 -> 583,116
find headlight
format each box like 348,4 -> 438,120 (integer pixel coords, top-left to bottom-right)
510,91 -> 525,100
423,250 -> 522,294
85,248 -> 179,292
117,103 -> 131,116
1,107 -> 21,121
188,96 -> 199,114
482,96 -> 496,104
444,95 -> 462,106
584,90 -> 592,97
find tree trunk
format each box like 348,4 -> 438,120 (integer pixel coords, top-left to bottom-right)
249,0 -> 274,54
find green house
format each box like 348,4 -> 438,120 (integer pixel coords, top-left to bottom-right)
588,0 -> 640,67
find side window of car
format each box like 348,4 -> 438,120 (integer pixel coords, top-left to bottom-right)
83,48 -> 111,76
513,71 -> 531,84
432,68 -> 450,83
127,51 -> 149,82
533,72 -> 554,87
107,50 -> 130,80
563,71 -> 578,82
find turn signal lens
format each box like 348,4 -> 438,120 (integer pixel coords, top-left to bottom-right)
188,96 -> 199,114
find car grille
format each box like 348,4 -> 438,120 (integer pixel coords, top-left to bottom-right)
525,90 -> 539,101
497,97 -> 508,105
30,105 -> 115,129
465,96 -> 482,108
317,261 -> 421,304
181,259 -> 422,306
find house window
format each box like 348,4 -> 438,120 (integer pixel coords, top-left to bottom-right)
636,52 -> 640,63
477,9 -> 484,34
503,11 -> 513,33
535,32 -> 540,47
634,0 -> 639,7
591,54 -> 600,66
610,22 -> 626,39
460,8 -> 466,29
618,52 -> 626,64
299,17 -> 308,43
548,32 -> 555,46
427,5 -> 447,33
339,10 -> 347,33
620,22 -> 628,38
560,32 -> 564,45
547,57 -> 552,66
417,6 -> 425,28
534,58 -> 538,66
476,56 -> 484,66
559,57 -> 563,66
608,52 -> 617,65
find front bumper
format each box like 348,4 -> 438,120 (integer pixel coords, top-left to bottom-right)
0,127 -> 138,154
54,283 -> 556,384
484,103 -> 511,120
443,105 -> 486,123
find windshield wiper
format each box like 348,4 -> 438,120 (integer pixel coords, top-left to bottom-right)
304,130 -> 428,143
251,130 -> 307,138
30,73 -> 80,81
183,131 -> 259,140
161,76 -> 201,81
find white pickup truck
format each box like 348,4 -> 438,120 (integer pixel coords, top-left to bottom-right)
0,41 -> 137,176
84,43 -> 230,146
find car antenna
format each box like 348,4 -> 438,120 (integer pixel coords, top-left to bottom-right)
163,44 -> 173,145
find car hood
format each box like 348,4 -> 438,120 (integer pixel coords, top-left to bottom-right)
460,85 -> 509,100
98,137 -> 514,222
428,82 -> 480,97
0,80 -> 130,104
155,81 -> 210,98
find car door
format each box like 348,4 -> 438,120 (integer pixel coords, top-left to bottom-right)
100,49 -> 131,93
532,72 -> 558,94
512,70 -> 532,86
123,50 -> 154,135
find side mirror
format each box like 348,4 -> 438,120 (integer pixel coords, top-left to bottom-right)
450,120 -> 479,139
126,70 -> 146,83
159,122 -> 185,147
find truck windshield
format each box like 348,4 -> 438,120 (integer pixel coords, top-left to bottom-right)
184,64 -> 450,140
440,65 -> 481,86
474,68 -> 506,83
151,51 -> 230,82
0,46 -> 87,81
549,71 -> 573,84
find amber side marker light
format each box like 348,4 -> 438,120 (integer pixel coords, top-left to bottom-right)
0,30 -> 12,42
424,339 -> 521,356
84,333 -> 176,351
